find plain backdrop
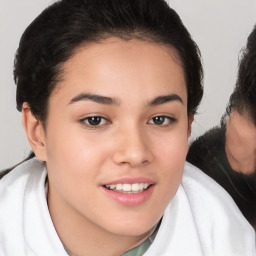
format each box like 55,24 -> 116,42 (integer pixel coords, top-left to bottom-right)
0,0 -> 256,169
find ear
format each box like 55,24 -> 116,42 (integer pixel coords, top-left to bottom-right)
187,114 -> 194,137
22,103 -> 47,161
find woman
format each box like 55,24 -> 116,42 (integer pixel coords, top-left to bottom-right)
0,0 -> 255,255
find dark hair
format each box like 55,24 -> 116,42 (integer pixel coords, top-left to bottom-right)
14,0 -> 203,124
223,25 -> 256,126
0,151 -> 35,178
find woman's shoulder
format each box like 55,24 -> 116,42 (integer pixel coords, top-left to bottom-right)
145,163 -> 255,255
0,158 -> 46,196
181,162 -> 255,254
0,158 -> 66,256
182,161 -> 247,219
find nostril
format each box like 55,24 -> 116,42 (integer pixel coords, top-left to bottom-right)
113,152 -> 150,167
112,131 -> 153,166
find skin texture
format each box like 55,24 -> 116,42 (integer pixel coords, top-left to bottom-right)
22,38 -> 192,256
225,111 -> 256,175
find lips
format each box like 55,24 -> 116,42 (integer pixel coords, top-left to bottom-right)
102,178 -> 155,206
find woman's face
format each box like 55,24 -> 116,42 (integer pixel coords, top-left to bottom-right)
38,38 -> 191,238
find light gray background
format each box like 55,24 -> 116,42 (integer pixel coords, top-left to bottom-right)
0,0 -> 256,169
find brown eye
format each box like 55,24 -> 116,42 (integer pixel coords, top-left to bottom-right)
152,116 -> 165,125
81,116 -> 108,127
148,115 -> 176,126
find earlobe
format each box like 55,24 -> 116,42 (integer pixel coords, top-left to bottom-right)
22,103 -> 47,161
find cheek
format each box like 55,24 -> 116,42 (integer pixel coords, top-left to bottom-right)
160,142 -> 187,186
45,128 -> 104,203
155,127 -> 189,163
155,131 -> 189,185
46,122 -> 106,164
147,133 -> 188,219
44,126 -> 108,193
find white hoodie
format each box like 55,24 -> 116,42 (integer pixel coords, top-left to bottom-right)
0,158 -> 255,256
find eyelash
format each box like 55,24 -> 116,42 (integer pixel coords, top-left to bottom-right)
79,115 -> 177,128
148,115 -> 177,126
80,116 -> 109,128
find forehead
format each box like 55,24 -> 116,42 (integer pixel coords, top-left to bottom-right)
229,111 -> 256,136
52,38 -> 187,104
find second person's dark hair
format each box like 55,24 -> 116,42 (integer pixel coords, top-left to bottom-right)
224,25 -> 256,125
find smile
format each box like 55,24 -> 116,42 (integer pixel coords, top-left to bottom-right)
104,183 -> 150,193
102,181 -> 155,206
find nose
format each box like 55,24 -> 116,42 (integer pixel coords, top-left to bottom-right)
112,125 -> 153,167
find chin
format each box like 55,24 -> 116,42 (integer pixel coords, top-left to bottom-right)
106,215 -> 159,237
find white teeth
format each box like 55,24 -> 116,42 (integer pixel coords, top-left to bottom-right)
123,184 -> 132,192
109,184 -> 116,190
116,184 -> 122,191
131,183 -> 139,191
105,183 -> 150,193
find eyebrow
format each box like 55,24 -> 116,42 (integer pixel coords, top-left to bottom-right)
149,94 -> 183,106
69,93 -> 119,105
69,93 -> 183,106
